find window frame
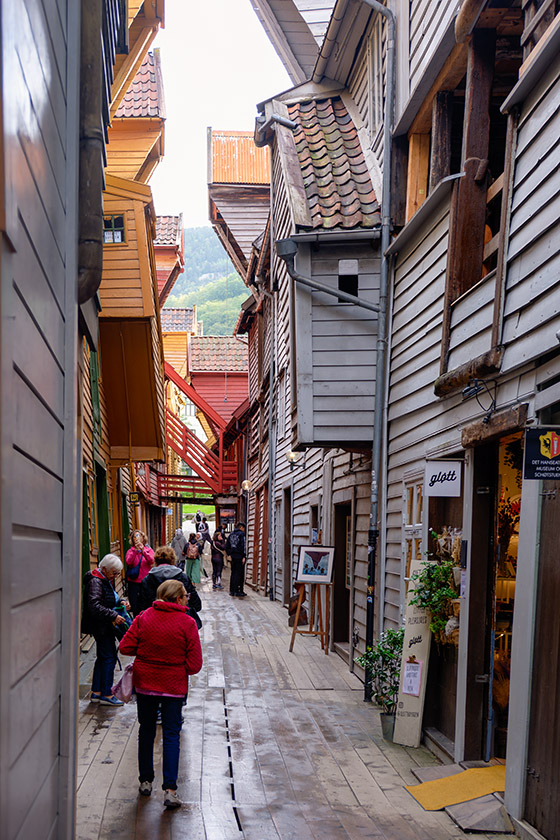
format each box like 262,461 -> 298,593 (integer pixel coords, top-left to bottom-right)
103,213 -> 126,244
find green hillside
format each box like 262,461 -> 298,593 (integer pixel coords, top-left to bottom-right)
164,227 -> 250,336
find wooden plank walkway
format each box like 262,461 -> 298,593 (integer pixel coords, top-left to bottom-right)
77,576 -> 500,839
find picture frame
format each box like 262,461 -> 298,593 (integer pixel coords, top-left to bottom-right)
296,545 -> 335,584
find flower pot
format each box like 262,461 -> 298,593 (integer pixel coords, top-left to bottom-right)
380,712 -> 395,742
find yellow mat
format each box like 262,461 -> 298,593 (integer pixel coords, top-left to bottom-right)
405,765 -> 506,811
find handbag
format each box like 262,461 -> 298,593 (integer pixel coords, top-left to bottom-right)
113,603 -> 133,640
112,662 -> 134,703
126,550 -> 143,581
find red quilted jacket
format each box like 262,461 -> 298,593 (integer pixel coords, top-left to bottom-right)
119,601 -> 202,695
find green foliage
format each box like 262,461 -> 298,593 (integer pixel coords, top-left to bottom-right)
408,559 -> 456,644
355,627 -> 404,714
172,227 -> 236,296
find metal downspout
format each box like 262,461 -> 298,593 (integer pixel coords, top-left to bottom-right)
360,0 -> 396,701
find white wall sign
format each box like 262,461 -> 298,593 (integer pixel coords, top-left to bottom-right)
402,659 -> 423,696
425,460 -> 462,497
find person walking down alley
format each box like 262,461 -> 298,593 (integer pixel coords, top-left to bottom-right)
170,528 -> 187,569
183,533 -> 201,584
226,522 -> 246,597
139,545 -> 202,627
81,554 -> 129,706
119,580 -> 203,809
211,528 -> 226,590
125,530 -> 155,616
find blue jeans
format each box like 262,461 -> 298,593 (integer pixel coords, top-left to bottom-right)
91,634 -> 118,697
137,693 -> 184,790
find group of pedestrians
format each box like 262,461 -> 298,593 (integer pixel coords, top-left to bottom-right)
81,518 -> 247,809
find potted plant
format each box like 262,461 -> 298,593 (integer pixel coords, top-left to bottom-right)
355,627 -> 404,740
408,556 -> 458,646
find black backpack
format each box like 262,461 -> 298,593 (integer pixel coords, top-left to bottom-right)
227,530 -> 243,554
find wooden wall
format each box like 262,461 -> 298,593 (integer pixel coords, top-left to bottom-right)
294,241 -> 379,446
501,55 -> 560,373
408,0 -> 456,99
0,0 -> 81,837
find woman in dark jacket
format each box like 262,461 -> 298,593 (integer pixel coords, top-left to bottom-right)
211,529 -> 226,590
82,553 -> 128,706
119,579 -> 203,809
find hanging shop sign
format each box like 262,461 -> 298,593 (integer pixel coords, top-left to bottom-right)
129,492 -> 140,503
424,460 -> 462,497
524,428 -> 560,480
216,496 -> 237,505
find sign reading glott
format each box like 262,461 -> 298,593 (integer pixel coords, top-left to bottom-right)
424,460 -> 462,497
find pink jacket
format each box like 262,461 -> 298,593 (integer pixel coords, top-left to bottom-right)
119,601 -> 202,695
125,545 -> 154,582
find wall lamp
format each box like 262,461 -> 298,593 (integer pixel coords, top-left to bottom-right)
462,379 -> 497,424
241,479 -> 253,491
286,450 -> 304,471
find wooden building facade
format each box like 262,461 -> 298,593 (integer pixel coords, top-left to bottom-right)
247,1 -> 560,836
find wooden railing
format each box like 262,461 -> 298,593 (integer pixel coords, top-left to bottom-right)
165,407 -> 238,494
157,473 -> 215,501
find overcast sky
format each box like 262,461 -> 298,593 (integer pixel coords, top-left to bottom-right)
149,0 -> 290,227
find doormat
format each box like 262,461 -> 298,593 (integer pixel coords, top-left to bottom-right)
405,765 -> 506,811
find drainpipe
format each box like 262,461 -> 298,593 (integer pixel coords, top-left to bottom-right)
78,0 -> 104,305
254,114 -> 298,148
360,0 -> 396,701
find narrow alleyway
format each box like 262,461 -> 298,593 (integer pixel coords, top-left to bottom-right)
77,576 -> 499,840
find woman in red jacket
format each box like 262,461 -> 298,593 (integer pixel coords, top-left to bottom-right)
119,579 -> 203,808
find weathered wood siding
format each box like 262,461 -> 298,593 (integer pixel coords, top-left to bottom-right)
408,0 -> 456,97
294,242 -> 379,446
0,0 -> 80,836
502,55 -> 560,372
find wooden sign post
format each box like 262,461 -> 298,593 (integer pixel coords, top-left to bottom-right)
289,545 -> 336,655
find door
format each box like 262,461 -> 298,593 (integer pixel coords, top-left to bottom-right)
333,503 -> 351,649
525,479 -> 560,840
283,486 -> 292,605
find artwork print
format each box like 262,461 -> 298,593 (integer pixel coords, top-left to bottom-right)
296,545 -> 335,584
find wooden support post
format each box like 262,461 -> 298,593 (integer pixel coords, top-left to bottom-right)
406,133 -> 430,221
440,29 -> 496,373
429,91 -> 453,192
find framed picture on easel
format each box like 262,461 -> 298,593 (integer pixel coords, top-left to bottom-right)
296,545 -> 335,583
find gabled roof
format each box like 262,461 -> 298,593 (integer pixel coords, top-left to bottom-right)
248,0 -> 335,84
161,308 -> 196,333
287,97 -> 380,229
115,51 -> 166,119
155,215 -> 183,247
190,336 -> 248,372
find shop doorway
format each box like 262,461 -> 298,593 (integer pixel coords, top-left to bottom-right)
467,435 -> 522,760
333,503 -> 351,655
283,486 -> 292,606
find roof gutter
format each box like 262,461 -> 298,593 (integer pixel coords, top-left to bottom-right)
78,0 -> 104,305
254,113 -> 298,148
359,0 -> 396,696
312,0 -> 350,83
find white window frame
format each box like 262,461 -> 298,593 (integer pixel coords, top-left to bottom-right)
401,471 -> 425,621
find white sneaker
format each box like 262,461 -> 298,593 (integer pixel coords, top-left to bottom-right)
139,781 -> 152,796
163,789 -> 182,809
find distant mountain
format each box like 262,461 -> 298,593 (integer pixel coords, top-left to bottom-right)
164,227 -> 251,336
171,227 -> 236,296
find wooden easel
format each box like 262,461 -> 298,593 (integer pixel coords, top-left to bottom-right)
289,583 -> 331,654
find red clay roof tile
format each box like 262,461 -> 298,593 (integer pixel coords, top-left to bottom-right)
161,308 -> 195,333
155,215 -> 182,247
190,336 -> 248,372
288,98 -> 380,230
115,52 -> 165,119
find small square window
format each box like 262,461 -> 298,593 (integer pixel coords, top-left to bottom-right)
103,214 -> 125,244
338,275 -> 359,298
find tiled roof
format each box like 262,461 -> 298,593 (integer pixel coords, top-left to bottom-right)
288,98 -> 380,229
115,51 -> 165,119
155,215 -> 182,246
190,336 -> 248,372
161,308 -> 195,333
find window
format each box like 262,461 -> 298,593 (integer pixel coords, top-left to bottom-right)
338,259 -> 359,300
402,477 -> 424,598
103,214 -> 125,244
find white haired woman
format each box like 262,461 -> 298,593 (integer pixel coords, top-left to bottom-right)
82,553 -> 129,706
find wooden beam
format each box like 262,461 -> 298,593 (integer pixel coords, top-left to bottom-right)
461,403 -> 528,448
406,133 -> 430,221
429,91 -> 453,193
164,361 -> 227,431
408,43 -> 469,135
434,347 -> 503,397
